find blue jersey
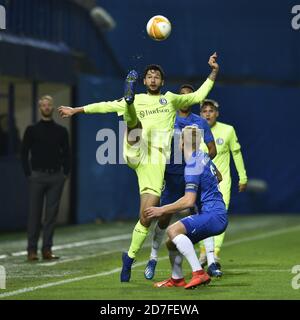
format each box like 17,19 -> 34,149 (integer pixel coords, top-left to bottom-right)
166,112 -> 214,175
184,150 -> 225,212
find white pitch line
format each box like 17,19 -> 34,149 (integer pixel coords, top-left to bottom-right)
0,233 -> 132,259
1,219 -> 279,260
222,224 -> 300,247
134,268 -> 291,273
39,244 -> 153,266
39,224 -> 300,267
0,257 -> 169,298
0,224 -> 300,299
38,249 -> 127,266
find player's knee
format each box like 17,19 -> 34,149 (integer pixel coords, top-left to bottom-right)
139,215 -> 152,228
167,221 -> 186,240
166,225 -> 178,240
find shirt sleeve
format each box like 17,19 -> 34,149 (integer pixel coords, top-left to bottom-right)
170,78 -> 214,110
232,150 -> 248,184
229,127 -> 248,184
184,162 -> 201,193
83,98 -> 126,115
229,127 -> 241,152
21,126 -> 32,176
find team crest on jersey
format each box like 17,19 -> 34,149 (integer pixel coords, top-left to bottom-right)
216,138 -> 224,145
159,98 -> 167,105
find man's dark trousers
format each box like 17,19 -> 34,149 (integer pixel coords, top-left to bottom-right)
27,170 -> 65,253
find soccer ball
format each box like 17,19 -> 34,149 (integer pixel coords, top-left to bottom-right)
146,15 -> 171,41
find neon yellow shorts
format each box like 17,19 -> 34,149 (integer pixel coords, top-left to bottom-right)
124,139 -> 166,197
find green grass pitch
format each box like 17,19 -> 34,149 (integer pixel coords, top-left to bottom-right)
0,215 -> 300,300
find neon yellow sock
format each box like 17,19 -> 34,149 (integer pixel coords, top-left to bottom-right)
123,104 -> 138,128
214,232 -> 226,256
128,220 -> 149,259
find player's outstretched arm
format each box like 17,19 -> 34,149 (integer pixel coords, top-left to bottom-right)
172,52 -> 219,110
145,192 -> 197,218
58,99 -> 127,118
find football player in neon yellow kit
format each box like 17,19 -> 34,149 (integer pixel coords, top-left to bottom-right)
199,99 -> 247,267
58,53 -> 219,282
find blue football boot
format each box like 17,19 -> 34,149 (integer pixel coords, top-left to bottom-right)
120,252 -> 135,282
144,259 -> 157,280
207,263 -> 223,278
124,70 -> 138,105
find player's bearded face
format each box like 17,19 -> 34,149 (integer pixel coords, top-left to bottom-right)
144,70 -> 164,94
201,105 -> 218,127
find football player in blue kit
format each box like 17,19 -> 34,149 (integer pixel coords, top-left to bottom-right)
145,126 -> 228,289
144,84 -> 218,280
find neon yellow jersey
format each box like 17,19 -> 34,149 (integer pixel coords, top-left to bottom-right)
83,78 -> 214,151
201,121 -> 247,185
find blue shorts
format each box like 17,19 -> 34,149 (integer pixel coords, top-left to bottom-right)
181,206 -> 228,244
161,173 -> 185,206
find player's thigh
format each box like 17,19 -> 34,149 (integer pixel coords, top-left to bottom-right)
140,193 -> 160,213
180,212 -> 228,244
123,139 -> 142,170
136,154 -> 166,198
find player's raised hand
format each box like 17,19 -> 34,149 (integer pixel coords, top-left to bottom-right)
57,106 -> 75,118
208,52 -> 219,70
144,206 -> 165,218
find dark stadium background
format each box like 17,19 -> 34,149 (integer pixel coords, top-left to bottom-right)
0,0 -> 299,231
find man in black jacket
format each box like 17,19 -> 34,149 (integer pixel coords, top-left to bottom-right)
21,95 -> 70,261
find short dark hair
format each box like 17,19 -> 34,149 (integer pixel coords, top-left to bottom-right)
200,99 -> 219,110
179,84 -> 195,93
143,64 -> 165,80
